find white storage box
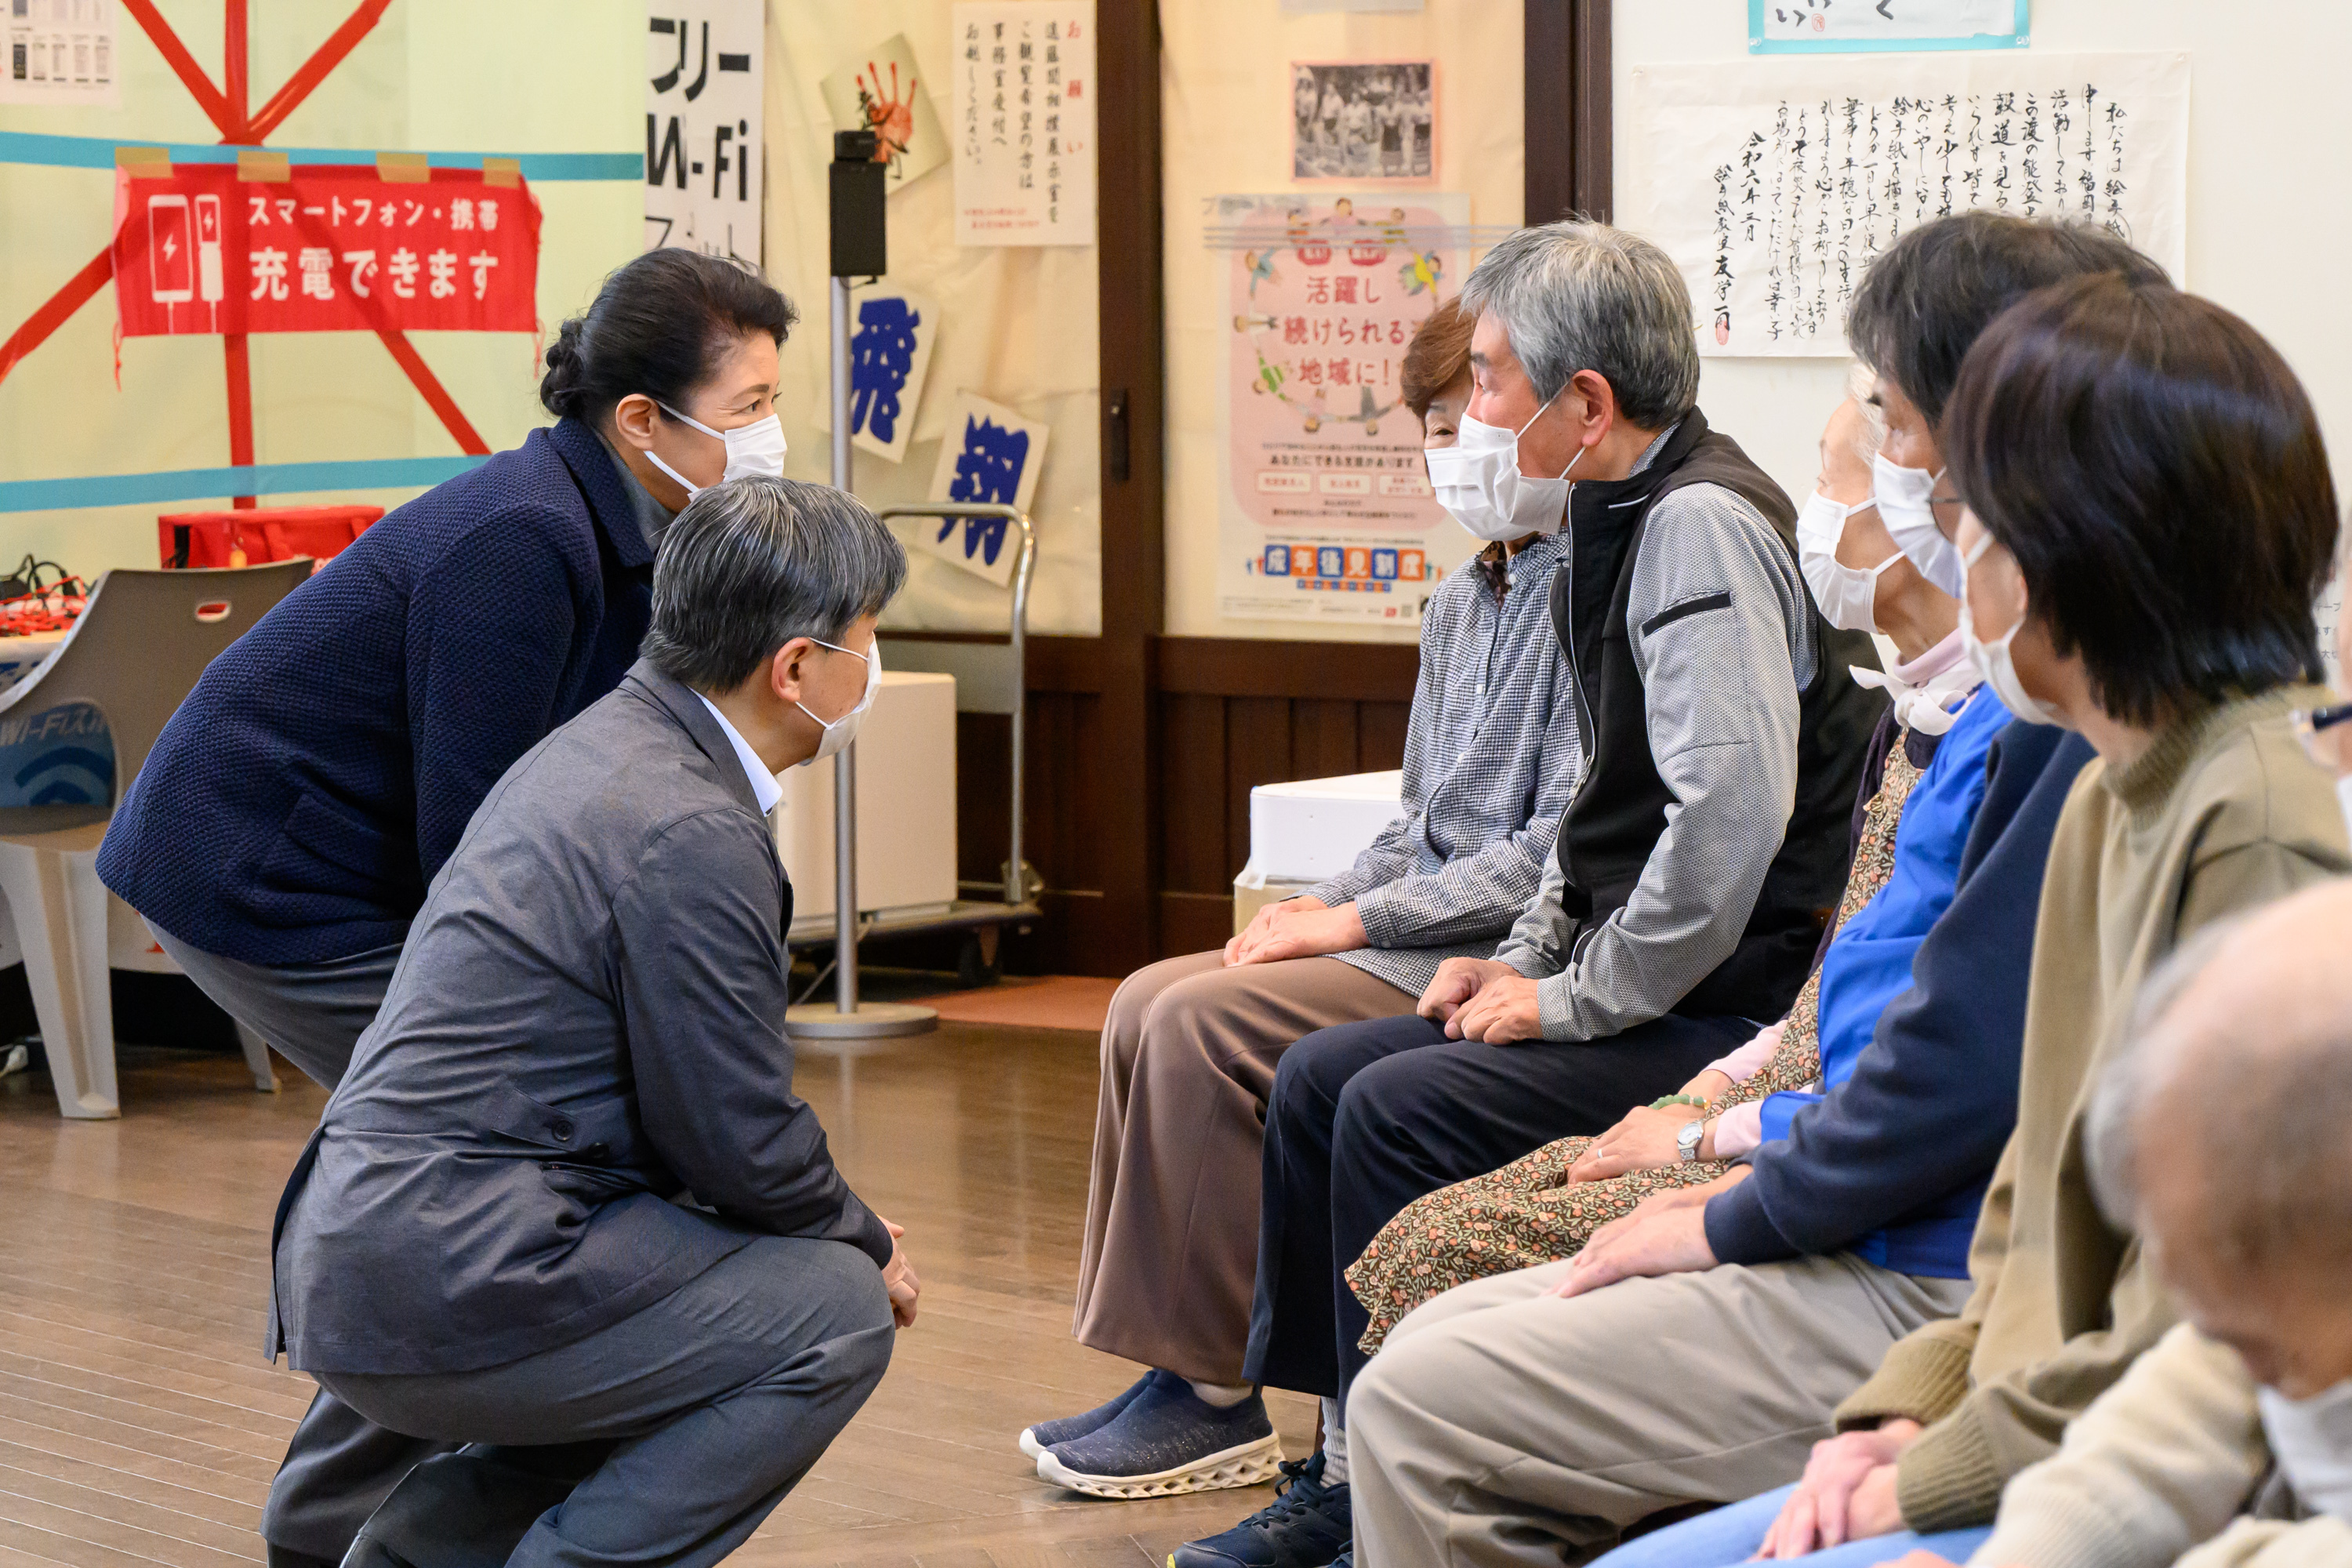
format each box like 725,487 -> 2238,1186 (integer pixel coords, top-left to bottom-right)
776,670 -> 958,931
1232,769 -> 1405,931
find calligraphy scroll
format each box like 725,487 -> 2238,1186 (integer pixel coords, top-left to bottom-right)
952,2 -> 1096,247
1214,192 -> 1478,628
111,165 -> 540,339
1628,51 -> 2187,358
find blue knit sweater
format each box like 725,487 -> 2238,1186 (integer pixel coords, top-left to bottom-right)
98,418 -> 656,967
1704,718 -> 2098,1276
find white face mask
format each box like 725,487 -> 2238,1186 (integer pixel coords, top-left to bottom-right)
2337,773 -> 2352,849
645,403 -> 789,498
1796,492 -> 1902,633
1873,452 -> 1965,597
1425,391 -> 1584,542
2259,1380 -> 2352,1521
1959,532 -> 2067,727
797,637 -> 880,767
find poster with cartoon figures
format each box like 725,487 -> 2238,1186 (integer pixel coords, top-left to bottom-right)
848,288 -> 941,463
1214,192 -> 1478,628
820,33 -> 949,194
922,392 -> 1048,586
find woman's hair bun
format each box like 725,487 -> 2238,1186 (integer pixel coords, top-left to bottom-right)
538,316 -> 590,419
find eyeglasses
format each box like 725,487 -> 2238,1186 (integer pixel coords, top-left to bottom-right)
2290,701 -> 2352,775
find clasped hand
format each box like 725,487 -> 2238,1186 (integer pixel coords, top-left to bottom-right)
879,1218 -> 921,1329
1225,896 -> 1370,967
1755,1419 -> 1922,1557
1415,956 -> 1543,1044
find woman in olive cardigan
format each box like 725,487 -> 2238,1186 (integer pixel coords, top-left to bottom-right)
1605,281 -> 2349,1567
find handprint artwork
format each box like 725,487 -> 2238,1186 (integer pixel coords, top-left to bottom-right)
819,34 -> 949,191
856,60 -> 919,176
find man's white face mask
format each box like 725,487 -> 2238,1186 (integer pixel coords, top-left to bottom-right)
797,637 -> 880,768
645,404 -> 789,499
1425,390 -> 1584,542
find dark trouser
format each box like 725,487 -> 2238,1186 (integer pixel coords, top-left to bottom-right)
143,920 -> 444,1566
312,1234 -> 895,1568
264,1391 -> 450,1567
1241,1011 -> 1752,1415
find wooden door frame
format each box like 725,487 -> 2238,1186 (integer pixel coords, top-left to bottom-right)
1525,0 -> 1613,223
1087,0 -> 1167,975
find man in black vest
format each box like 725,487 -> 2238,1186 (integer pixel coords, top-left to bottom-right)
1164,222 -> 1883,1568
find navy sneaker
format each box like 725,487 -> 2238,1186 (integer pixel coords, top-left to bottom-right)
1167,1454 -> 1350,1566
1019,1369 -> 1168,1459
1036,1377 -> 1283,1499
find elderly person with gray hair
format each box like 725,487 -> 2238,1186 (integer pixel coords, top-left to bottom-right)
1875,879 -> 2352,1568
1165,220 -> 1884,1568
267,477 -> 915,1568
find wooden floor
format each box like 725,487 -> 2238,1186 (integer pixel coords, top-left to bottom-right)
0,1027 -> 1318,1568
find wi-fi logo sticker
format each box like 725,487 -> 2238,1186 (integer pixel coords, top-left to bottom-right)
0,702 -> 114,808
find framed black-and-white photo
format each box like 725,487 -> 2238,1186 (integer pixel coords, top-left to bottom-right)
1290,61 -> 1436,183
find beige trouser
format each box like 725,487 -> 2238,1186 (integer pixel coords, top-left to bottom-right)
1348,1252 -> 1975,1567
1072,949 -> 1414,1385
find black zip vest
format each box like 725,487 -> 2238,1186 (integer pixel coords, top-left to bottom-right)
1546,410 -> 1887,1022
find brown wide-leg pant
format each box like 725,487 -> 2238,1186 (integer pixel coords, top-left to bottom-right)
1073,949 -> 1414,1385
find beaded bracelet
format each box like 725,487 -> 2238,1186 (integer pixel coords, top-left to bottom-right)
1650,1094 -> 1709,1111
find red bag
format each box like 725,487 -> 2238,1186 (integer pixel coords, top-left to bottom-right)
158,505 -> 384,568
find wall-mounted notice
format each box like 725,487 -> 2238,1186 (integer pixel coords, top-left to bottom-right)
1751,0 -> 2029,54
923,391 -> 1047,585
2,0 -> 118,107
645,0 -> 763,266
952,2 -> 1096,247
1215,193 -> 1479,628
1629,52 -> 2187,358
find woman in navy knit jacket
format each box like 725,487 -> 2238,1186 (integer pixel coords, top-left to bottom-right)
100,247 -> 797,1094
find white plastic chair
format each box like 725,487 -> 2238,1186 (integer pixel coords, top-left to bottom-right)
0,562 -> 310,1117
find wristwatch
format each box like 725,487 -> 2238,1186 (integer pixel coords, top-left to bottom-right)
1676,1119 -> 1708,1163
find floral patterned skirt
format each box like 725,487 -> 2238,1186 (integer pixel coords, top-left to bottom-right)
1344,728 -> 1929,1357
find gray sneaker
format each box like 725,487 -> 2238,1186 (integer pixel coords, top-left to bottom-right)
1036,1377 -> 1282,1499
1018,1369 -> 1166,1459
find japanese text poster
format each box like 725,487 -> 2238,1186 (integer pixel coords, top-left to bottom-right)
1628,52 -> 2187,358
1751,0 -> 2029,53
820,34 -> 949,194
924,391 -> 1047,586
848,288 -> 941,464
2,0 -> 117,106
952,2 -> 1096,247
111,165 -> 540,339
1215,193 -> 1478,628
646,0 -> 762,266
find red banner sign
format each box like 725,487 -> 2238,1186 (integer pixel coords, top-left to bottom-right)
111,164 -> 540,338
